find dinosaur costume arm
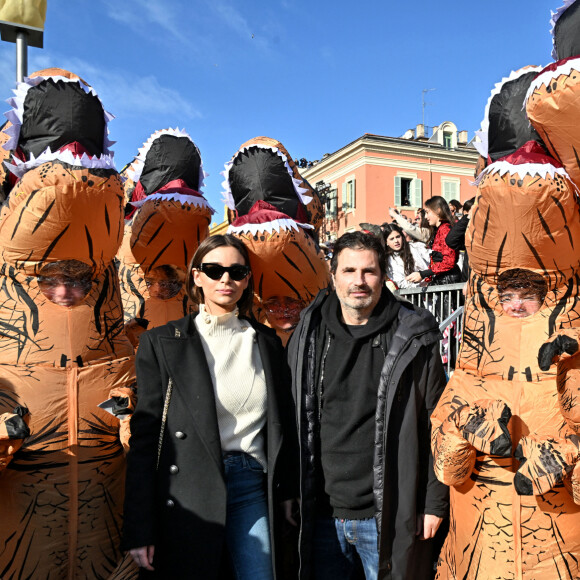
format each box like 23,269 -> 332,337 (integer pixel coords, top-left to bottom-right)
432,394 -> 512,487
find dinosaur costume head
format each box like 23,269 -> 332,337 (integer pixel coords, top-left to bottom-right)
228,201 -> 329,344
118,129 -> 214,332
474,66 -> 544,164
525,1 -> 580,187
222,136 -> 324,232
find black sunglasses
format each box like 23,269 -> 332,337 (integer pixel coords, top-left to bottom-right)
198,263 -> 250,281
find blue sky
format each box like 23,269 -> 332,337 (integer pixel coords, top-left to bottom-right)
0,1 -> 556,215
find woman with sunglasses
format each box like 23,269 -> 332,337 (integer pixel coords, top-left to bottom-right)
122,234 -> 299,579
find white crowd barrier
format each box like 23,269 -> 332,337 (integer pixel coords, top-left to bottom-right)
396,283 -> 465,376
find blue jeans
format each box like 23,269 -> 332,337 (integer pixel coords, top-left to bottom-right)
312,515 -> 379,580
224,452 -> 273,580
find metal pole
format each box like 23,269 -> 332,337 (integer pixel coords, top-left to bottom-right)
16,30 -> 28,83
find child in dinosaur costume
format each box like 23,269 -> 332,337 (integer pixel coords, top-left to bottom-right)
0,68 -> 136,579
223,137 -> 329,345
431,51 -> 580,580
118,129 -> 214,346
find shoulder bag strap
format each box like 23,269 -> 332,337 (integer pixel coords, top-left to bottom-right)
156,327 -> 181,469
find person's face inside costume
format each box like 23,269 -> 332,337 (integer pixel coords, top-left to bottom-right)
262,296 -> 305,331
145,265 -> 183,300
37,260 -> 93,307
499,288 -> 542,318
193,246 -> 250,316
332,247 -> 385,323
386,231 -> 403,252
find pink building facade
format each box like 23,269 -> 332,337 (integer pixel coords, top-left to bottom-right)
301,121 -> 480,241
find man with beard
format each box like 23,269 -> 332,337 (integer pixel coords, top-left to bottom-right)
287,231 -> 448,579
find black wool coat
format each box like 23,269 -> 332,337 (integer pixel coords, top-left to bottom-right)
121,313 -> 298,579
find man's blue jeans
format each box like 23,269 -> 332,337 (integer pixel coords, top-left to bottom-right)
312,515 -> 379,580
224,452 -> 274,580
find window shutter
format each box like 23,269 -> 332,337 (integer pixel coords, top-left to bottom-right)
342,182 -> 348,209
394,176 -> 401,206
350,179 -> 356,209
411,178 -> 422,208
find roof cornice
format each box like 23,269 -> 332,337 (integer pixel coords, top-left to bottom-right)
302,133 -> 479,180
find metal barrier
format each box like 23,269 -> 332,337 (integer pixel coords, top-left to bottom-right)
396,283 -> 465,375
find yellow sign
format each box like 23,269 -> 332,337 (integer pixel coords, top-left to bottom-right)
0,0 -> 46,30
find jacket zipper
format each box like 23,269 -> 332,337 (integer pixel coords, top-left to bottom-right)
317,333 -> 332,422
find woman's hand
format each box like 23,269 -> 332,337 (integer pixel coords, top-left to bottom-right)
281,498 -> 300,527
405,272 -> 422,284
389,207 -> 399,219
415,513 -> 443,540
130,545 -> 155,571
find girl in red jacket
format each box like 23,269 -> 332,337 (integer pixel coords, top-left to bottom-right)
406,196 -> 461,286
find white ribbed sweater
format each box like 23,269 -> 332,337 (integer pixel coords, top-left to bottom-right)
194,305 -> 268,470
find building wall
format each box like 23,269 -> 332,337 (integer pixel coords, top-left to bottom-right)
303,127 -> 479,240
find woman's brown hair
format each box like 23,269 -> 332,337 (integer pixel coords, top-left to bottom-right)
424,195 -> 455,225
186,234 -> 254,316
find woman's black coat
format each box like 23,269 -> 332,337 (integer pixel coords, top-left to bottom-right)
121,313 -> 298,579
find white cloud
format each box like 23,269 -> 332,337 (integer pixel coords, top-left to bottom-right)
26,53 -> 201,120
103,0 -> 191,46
209,0 -> 272,53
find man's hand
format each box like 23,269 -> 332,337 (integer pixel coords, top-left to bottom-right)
415,513 -> 443,540
281,498 -> 299,527
129,545 -> 155,571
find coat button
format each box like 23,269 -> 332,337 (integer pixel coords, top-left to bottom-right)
166,499 -> 174,508
175,431 -> 186,439
169,465 -> 179,474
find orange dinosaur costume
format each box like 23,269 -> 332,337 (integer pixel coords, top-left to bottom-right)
118,129 -> 213,342
431,56 -> 580,580
223,138 -> 329,344
0,69 -> 136,578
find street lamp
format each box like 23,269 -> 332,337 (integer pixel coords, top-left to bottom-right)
315,180 -> 333,242
0,0 -> 47,82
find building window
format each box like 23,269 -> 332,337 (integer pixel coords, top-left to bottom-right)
443,131 -> 453,149
394,176 -> 422,208
342,178 -> 355,211
441,178 -> 460,202
326,188 -> 338,220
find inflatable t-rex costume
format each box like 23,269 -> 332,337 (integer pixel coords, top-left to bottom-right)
0,68 -> 136,578
223,138 -> 329,345
431,50 -> 580,579
118,129 -> 214,343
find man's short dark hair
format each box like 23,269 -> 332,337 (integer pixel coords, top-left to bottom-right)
497,268 -> 548,302
330,231 -> 387,275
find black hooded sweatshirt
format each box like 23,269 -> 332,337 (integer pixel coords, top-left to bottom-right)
317,290 -> 400,519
